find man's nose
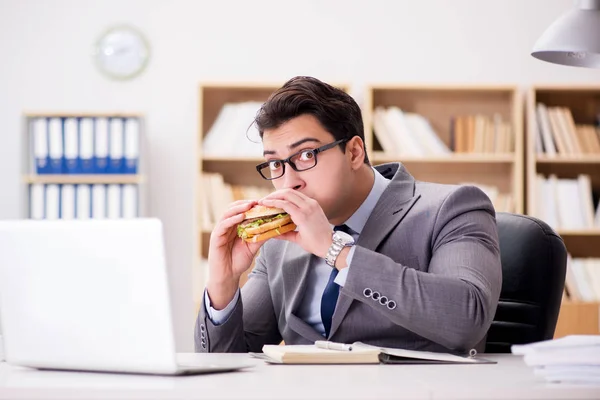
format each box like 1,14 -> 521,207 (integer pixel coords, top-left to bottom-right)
281,165 -> 304,190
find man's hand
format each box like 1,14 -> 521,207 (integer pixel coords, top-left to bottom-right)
259,189 -> 333,258
206,200 -> 263,310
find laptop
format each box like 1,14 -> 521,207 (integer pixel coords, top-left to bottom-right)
0,218 -> 254,375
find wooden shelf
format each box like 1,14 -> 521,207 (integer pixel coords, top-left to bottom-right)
202,155 -> 264,163
23,175 -> 144,184
536,155 -> 600,164
557,229 -> 600,236
372,153 -> 515,164
554,300 -> 600,338
24,112 -> 143,118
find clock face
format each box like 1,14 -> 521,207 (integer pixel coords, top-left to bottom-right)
94,25 -> 150,80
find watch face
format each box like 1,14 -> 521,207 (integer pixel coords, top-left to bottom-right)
334,231 -> 355,245
94,25 -> 150,80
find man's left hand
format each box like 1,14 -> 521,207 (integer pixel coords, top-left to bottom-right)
259,189 -> 332,258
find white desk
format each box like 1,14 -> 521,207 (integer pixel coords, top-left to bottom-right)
0,354 -> 598,400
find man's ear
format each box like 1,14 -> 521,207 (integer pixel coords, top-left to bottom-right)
347,136 -> 366,169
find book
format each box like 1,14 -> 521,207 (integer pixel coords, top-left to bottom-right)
253,341 -> 495,365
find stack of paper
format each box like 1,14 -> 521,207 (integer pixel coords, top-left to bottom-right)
511,335 -> 600,384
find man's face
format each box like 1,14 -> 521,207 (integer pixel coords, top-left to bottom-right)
261,114 -> 351,221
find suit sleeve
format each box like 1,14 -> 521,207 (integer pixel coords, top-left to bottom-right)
194,245 -> 282,353
341,185 -> 502,352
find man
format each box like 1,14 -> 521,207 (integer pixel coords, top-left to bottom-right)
195,76 -> 502,354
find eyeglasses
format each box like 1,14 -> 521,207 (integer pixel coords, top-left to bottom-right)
256,138 -> 349,180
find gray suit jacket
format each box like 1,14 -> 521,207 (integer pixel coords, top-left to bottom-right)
195,163 -> 502,354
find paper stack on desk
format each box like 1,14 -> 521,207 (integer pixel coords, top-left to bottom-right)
511,335 -> 600,384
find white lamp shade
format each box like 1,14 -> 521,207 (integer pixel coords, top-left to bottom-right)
532,0 -> 600,68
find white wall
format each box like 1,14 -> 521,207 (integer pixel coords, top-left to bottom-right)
1,0 -> 599,351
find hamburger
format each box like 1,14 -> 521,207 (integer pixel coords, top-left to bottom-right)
237,205 -> 297,243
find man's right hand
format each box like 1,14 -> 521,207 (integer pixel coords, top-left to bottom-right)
206,200 -> 263,310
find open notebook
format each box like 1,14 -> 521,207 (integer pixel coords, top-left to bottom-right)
253,341 -> 496,365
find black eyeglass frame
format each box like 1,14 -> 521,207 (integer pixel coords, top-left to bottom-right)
256,138 -> 349,180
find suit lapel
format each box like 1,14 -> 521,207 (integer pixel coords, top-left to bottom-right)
329,163 -> 421,338
282,243 -> 323,341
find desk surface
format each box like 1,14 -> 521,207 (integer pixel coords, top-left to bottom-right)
0,354 -> 598,400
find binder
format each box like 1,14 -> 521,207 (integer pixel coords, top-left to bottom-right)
63,118 -> 79,174
60,184 -> 76,219
45,184 -> 60,220
76,184 -> 91,220
107,184 -> 122,219
48,118 -> 64,174
122,184 -> 138,218
31,118 -> 51,174
79,118 -> 95,174
29,184 -> 45,219
108,118 -> 124,174
94,118 -> 109,174
124,118 -> 139,174
91,184 -> 106,219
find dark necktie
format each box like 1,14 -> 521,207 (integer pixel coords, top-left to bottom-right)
321,224 -> 352,338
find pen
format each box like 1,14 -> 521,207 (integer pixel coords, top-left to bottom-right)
315,340 -> 353,351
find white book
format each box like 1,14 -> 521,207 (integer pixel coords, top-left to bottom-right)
79,118 -> 94,170
29,184 -> 45,220
95,118 -> 109,159
45,184 -> 60,220
404,113 -> 451,155
109,118 -> 124,158
385,107 -> 425,156
577,175 -> 595,228
91,184 -> 106,219
584,259 -> 600,301
60,184 -> 76,220
122,184 -> 138,218
76,184 -> 91,220
543,175 -> 560,230
372,107 -> 398,155
556,179 -> 586,230
32,118 -> 48,171
107,184 -> 121,219
63,118 -> 78,169
48,118 -> 63,169
124,118 -> 139,162
571,259 -> 597,302
203,103 -> 236,156
536,103 -> 557,156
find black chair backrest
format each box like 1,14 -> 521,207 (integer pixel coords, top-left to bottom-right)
485,213 -> 567,353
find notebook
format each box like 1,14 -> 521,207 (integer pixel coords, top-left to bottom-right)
254,341 -> 496,365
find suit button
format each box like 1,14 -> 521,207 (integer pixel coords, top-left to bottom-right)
201,339 -> 206,348
379,296 -> 388,305
201,332 -> 206,339
371,291 -> 381,301
387,300 -> 397,310
200,324 -> 206,332
363,288 -> 373,298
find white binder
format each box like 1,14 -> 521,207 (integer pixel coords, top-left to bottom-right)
45,184 -> 60,220
107,184 -> 121,219
29,184 -> 45,219
79,118 -> 94,174
109,118 -> 124,173
94,118 -> 109,173
48,118 -> 63,173
91,184 -> 106,219
60,184 -> 76,220
63,118 -> 79,174
76,184 -> 91,220
122,184 -> 138,218
31,118 -> 49,174
124,118 -> 139,174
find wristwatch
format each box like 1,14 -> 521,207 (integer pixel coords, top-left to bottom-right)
325,230 -> 355,267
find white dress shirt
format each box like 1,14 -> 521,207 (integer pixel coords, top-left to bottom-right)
205,167 -> 390,336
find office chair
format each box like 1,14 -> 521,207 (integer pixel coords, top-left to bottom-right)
485,212 -> 567,353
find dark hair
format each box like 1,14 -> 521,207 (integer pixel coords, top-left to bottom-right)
254,76 -> 369,165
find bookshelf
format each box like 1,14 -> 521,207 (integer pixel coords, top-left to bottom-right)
525,86 -> 600,337
22,112 -> 147,220
363,85 -> 524,214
